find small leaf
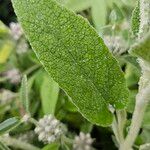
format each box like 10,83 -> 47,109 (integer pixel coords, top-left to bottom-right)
42,143 -> 60,150
131,0 -> 140,36
41,74 -> 59,115
141,129 -> 150,142
20,75 -> 30,114
130,33 -> 150,62
12,0 -> 129,126
66,0 -> 91,12
125,63 -> 140,88
0,21 -> 10,36
0,117 -> 20,135
106,0 -> 123,8
109,3 -> 124,24
0,40 -> 14,64
91,0 -> 107,32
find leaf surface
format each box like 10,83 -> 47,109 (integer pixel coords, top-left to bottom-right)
12,0 -> 128,126
131,0 -> 140,36
91,0 -> 107,32
41,74 -> 59,115
65,0 -> 91,12
20,75 -> 30,114
0,117 -> 20,135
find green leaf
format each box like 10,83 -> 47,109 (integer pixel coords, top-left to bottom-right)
42,143 -> 60,150
130,33 -> 150,62
80,122 -> 93,133
20,75 -> 30,114
131,0 -> 140,36
125,63 -> 140,88
141,129 -> 150,143
142,106 -> 150,129
106,0 -> 123,8
41,74 -> 59,115
0,40 -> 14,64
91,0 -> 107,32
0,21 -> 10,37
0,117 -> 20,135
66,0 -> 91,12
12,0 -> 129,126
109,3 -> 124,24
127,90 -> 137,113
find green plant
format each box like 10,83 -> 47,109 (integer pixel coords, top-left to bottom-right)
0,0 -> 150,149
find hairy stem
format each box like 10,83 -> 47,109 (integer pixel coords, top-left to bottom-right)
116,110 -> 126,144
0,136 -> 40,150
120,85 -> 150,150
112,110 -> 126,147
112,117 -> 120,144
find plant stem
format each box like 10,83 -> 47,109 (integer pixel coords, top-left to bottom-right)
112,110 -> 126,147
29,117 -> 39,126
120,87 -> 150,150
0,136 -> 40,150
23,64 -> 41,75
116,110 -> 126,144
112,117 -> 120,144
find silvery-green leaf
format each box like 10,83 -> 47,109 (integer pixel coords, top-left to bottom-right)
20,75 -> 30,114
12,0 -> 129,126
0,117 -> 20,135
131,0 -> 140,36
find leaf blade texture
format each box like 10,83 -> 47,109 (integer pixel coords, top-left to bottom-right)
41,74 -> 59,115
12,0 -> 128,126
0,117 -> 20,135
131,0 -> 140,37
20,75 -> 30,114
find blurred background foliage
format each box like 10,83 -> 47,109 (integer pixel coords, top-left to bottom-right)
0,0 -> 150,150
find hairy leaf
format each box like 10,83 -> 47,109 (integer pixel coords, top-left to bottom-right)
0,117 -> 20,135
20,75 -> 30,114
130,33 -> 150,62
12,0 -> 128,126
131,0 -> 140,36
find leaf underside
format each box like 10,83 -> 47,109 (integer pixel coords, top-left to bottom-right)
131,0 -> 140,36
12,0 -> 128,126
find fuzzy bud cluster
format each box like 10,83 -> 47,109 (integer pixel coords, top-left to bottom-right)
34,115 -> 66,144
104,35 -> 127,56
16,39 -> 28,54
4,68 -> 21,84
73,132 -> 94,150
10,22 -> 23,40
0,89 -> 16,105
139,0 -> 150,38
